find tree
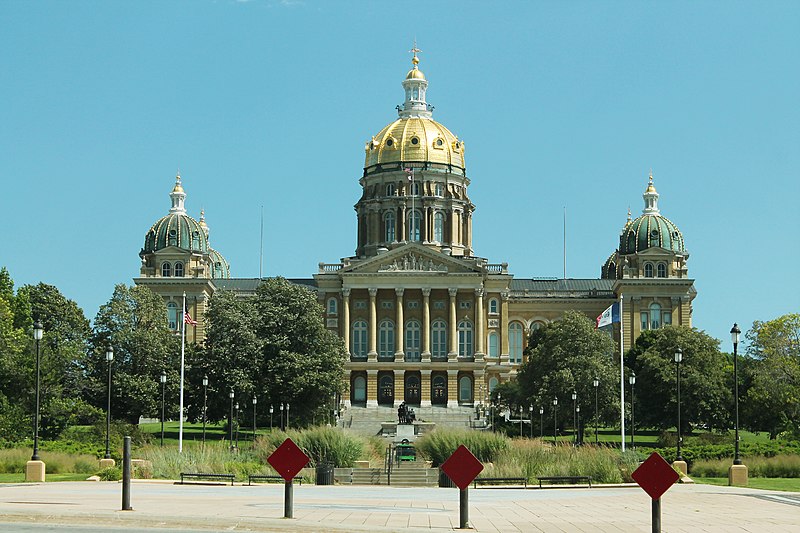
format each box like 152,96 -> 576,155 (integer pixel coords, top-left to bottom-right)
743,313 -> 800,439
516,311 -> 619,431
90,284 -> 180,424
626,326 -> 730,433
204,277 -> 347,427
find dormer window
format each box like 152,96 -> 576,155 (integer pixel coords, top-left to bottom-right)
410,136 -> 420,146
433,137 -> 445,149
386,138 -> 394,147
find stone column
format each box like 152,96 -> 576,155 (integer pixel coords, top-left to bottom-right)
342,288 -> 351,356
474,288 -> 485,359
399,205 -> 407,242
447,369 -> 459,408
500,291 -> 510,364
395,288 -> 405,361
421,370 -> 432,407
368,288 -> 378,360
421,288 -> 431,361
395,371 -> 404,407
366,369 -> 378,408
448,288 -> 458,358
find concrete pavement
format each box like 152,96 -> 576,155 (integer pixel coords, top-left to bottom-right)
1,480 -> 799,532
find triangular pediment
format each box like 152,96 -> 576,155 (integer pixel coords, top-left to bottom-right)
341,243 -> 483,275
636,247 -> 678,257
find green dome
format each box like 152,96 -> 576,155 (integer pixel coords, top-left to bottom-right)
142,213 -> 209,254
209,248 -> 230,279
620,214 -> 684,254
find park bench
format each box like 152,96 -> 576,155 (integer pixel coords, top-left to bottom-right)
537,475 -> 592,488
247,474 -> 303,486
180,472 -> 235,485
473,477 -> 528,488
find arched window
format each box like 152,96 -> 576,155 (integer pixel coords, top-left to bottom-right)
458,319 -> 473,357
173,261 -> 184,277
379,319 -> 395,358
352,320 -> 367,357
384,212 -> 396,242
410,182 -> 420,196
386,184 -> 395,196
431,319 -> 447,358
649,303 -> 662,330
353,375 -> 366,403
488,376 -> 499,393
488,298 -> 499,315
408,210 -> 421,241
327,298 -> 337,315
459,375 -> 473,403
488,332 -> 499,358
161,262 -> 172,277
434,183 -> 443,197
434,212 -> 444,242
509,322 -> 523,364
405,320 -> 421,362
644,263 -> 654,278
167,302 -> 178,330
657,263 -> 667,278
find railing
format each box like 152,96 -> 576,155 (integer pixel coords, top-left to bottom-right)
486,263 -> 508,274
384,445 -> 393,486
318,262 -> 343,273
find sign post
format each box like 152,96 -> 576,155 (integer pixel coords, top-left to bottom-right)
267,438 -> 310,519
631,452 -> 680,533
440,445 -> 484,529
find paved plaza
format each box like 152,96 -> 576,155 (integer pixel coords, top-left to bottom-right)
1,480 -> 799,532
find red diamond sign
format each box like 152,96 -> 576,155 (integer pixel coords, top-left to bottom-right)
632,452 -> 680,500
440,444 -> 484,490
267,438 -> 310,482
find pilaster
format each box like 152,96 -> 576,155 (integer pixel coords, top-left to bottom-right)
447,369 -> 459,408
342,289 -> 351,356
366,369 -> 378,407
395,288 -> 405,361
368,288 -> 378,360
421,370 -> 432,407
448,288 -> 458,358
421,288 -> 431,361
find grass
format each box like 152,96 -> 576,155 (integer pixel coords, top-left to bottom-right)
0,473 -> 89,482
695,477 -> 800,492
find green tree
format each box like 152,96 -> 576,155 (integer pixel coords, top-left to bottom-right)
743,313 -> 800,439
626,326 -> 730,433
204,278 -> 347,427
516,311 -> 619,432
91,284 -> 180,424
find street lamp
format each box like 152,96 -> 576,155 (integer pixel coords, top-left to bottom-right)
674,347 -> 684,462
552,397 -> 558,444
252,396 -> 257,444
519,406 -> 524,437
629,373 -> 636,449
235,402 -> 240,448
280,403 -> 284,431
105,346 -> 114,460
286,402 -> 290,430
576,406 -> 581,445
731,323 -> 742,465
31,320 -> 44,461
571,390 -> 577,446
160,371 -> 166,447
529,405 -> 534,438
202,375 -> 208,445
228,389 -> 235,449
270,405 -> 274,430
539,406 -> 544,438
592,377 -> 599,444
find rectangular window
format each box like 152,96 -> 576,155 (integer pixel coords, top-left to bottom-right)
663,312 -> 672,326
433,301 -> 446,310
407,300 -> 420,309
640,312 -> 649,331
380,301 -> 394,310
459,301 -> 472,309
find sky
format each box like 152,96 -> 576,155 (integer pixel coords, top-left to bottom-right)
1,1 -> 798,348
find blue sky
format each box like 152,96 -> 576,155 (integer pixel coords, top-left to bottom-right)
1,1 -> 798,348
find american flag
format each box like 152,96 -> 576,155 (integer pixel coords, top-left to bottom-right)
184,312 -> 198,325
404,167 -> 414,181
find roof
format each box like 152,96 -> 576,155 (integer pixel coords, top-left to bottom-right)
211,278 -> 317,295
510,278 -> 615,298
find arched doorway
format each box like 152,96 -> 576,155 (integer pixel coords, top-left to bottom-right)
431,372 -> 447,406
405,372 -> 421,405
378,372 -> 394,406
351,373 -> 367,406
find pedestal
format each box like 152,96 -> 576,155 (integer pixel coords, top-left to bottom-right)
25,460 -> 46,482
728,463 -> 748,486
671,460 -> 687,477
99,458 -> 116,469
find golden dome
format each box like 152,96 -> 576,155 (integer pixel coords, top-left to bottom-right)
406,67 -> 426,80
364,117 -> 465,169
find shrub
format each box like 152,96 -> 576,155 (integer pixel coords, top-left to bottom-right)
415,428 -> 509,466
691,454 -> 800,478
97,466 -> 122,481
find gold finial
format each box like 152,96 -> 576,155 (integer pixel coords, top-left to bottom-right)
410,39 -> 421,67
627,207 -> 632,221
645,169 -> 657,193
172,169 -> 184,193
200,208 -> 205,222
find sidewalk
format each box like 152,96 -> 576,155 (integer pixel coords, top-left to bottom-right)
1,480 -> 799,532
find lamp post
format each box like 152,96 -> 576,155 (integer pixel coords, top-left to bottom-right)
280,403 -> 284,431
31,321 -> 43,461
592,377 -> 599,444
552,397 -> 558,444
252,396 -> 257,443
576,406 -> 581,445
571,390 -> 577,446
731,323 -> 742,465
674,348 -> 684,462
105,346 -> 114,460
529,405 -> 534,438
160,371 -> 166,447
629,373 -> 636,449
539,406 -> 544,438
202,375 -> 208,445
286,403 -> 290,430
235,402 -> 240,448
270,405 -> 274,430
228,389 -> 234,449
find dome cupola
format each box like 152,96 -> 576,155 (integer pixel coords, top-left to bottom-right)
141,174 -> 209,255
619,174 -> 685,255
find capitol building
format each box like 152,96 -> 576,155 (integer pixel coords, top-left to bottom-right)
135,51 -> 696,424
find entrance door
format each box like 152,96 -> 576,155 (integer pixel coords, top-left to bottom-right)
431,373 -> 447,406
378,373 -> 394,405
405,373 -> 421,405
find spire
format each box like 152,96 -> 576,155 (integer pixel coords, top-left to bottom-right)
399,42 -> 433,119
169,173 -> 187,214
199,208 -> 209,238
642,171 -> 660,215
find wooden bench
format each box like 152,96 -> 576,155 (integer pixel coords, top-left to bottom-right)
473,477 -> 528,488
537,476 -> 592,488
180,472 -> 235,485
247,475 -> 303,486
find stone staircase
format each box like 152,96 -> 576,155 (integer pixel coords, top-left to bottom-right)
350,460 -> 438,487
341,405 -> 483,436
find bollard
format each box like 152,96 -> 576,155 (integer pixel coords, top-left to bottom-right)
122,436 -> 132,511
284,479 -> 293,518
459,488 -> 468,529
652,498 -> 661,533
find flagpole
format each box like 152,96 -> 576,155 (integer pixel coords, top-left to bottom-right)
620,294 -> 625,452
179,293 -> 186,453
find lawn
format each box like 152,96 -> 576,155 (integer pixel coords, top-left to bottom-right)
0,473 -> 89,483
695,477 -> 800,492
